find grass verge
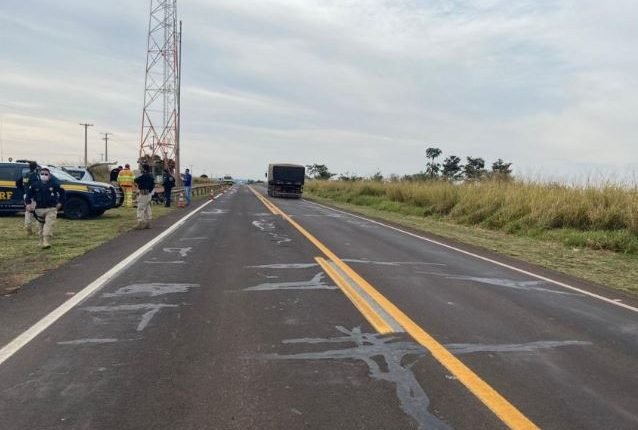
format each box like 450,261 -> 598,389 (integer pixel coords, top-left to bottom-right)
0,205 -> 175,295
304,192 -> 638,296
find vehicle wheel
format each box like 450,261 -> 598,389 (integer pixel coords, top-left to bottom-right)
64,197 -> 90,219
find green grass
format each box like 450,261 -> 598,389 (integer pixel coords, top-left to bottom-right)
305,182 -> 638,296
0,205 -> 175,295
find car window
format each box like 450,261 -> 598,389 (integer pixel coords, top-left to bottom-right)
44,166 -> 79,182
65,170 -> 84,180
0,166 -> 18,181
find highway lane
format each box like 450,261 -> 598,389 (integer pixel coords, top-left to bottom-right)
0,185 -> 636,429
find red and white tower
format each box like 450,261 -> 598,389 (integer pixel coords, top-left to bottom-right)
139,0 -> 181,173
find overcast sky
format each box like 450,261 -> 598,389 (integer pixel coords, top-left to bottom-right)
1,0 -> 637,180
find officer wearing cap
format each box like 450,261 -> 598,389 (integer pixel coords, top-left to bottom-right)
25,167 -> 64,249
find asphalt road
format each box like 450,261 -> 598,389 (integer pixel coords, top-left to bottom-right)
0,185 -> 636,430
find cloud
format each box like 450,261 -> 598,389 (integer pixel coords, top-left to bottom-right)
1,0 -> 636,180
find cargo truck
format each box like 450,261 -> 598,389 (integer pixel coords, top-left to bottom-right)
267,164 -> 305,198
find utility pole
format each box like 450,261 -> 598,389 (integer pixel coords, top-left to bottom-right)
79,123 -> 93,167
102,132 -> 112,162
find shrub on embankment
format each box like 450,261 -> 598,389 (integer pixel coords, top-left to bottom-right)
305,180 -> 638,254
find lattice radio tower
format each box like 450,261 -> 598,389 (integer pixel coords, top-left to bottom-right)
139,0 -> 182,173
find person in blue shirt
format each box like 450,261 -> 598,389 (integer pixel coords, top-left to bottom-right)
181,168 -> 192,205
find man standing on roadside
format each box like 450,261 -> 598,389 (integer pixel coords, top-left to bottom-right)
117,164 -> 135,208
22,161 -> 39,235
134,164 -> 155,229
25,167 -> 64,249
181,168 -> 192,205
162,168 -> 175,207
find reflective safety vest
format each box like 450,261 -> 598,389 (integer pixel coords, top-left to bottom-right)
117,168 -> 135,187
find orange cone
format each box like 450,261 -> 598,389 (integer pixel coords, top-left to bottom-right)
177,193 -> 186,208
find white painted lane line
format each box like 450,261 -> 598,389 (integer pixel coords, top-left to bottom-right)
304,200 -> 638,313
0,200 -> 213,367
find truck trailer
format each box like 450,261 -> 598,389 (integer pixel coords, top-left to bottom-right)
267,164 -> 305,198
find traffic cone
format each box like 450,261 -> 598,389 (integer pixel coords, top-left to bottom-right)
177,193 -> 186,208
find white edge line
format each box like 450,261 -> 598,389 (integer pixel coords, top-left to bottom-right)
304,199 -> 638,313
0,199 -> 214,366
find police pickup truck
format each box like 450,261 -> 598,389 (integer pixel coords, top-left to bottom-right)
0,162 -> 123,219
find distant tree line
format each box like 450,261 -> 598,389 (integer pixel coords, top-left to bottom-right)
307,149 -> 512,182
419,147 -> 512,182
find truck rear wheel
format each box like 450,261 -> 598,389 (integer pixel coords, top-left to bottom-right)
64,197 -> 90,219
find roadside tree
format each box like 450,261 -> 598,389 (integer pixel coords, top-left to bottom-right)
425,147 -> 442,179
490,159 -> 513,180
441,155 -> 463,181
464,157 -> 487,181
370,171 -> 384,182
306,164 -> 335,180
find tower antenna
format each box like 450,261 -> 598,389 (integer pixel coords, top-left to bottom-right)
139,0 -> 181,175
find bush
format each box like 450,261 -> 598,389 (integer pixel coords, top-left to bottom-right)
306,179 -> 638,254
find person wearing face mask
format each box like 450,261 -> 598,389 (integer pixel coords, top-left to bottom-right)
25,167 -> 64,249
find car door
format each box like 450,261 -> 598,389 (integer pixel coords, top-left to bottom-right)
0,165 -> 22,211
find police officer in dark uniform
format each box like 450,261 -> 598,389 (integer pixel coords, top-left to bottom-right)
22,161 -> 40,235
110,165 -> 122,183
25,167 -> 64,249
162,168 -> 175,207
134,164 -> 155,229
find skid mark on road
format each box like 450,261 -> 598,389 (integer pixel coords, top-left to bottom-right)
258,326 -> 451,430
144,260 -> 185,264
163,247 -> 192,258
252,220 -> 275,231
246,263 -> 318,269
344,259 -> 446,267
58,283 -> 200,345
103,283 -> 199,298
245,273 -> 337,291
442,276 -> 583,296
83,304 -> 178,331
201,209 -> 228,215
447,340 -> 592,354
57,338 -> 119,345
258,327 -> 593,430
252,218 -> 292,245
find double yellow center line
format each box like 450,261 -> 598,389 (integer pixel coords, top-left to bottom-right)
248,186 -> 539,430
